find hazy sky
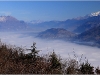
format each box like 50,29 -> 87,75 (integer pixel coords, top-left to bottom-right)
0,1 -> 100,21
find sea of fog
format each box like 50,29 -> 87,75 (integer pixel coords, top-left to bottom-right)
0,32 -> 100,67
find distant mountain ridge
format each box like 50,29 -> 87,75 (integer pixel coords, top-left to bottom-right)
0,16 -> 30,31
37,28 -> 76,40
0,11 -> 100,33
74,15 -> 100,33
77,25 -> 100,42
0,12 -> 100,46
90,11 -> 100,17
69,24 -> 100,47
28,11 -> 100,33
0,16 -> 18,22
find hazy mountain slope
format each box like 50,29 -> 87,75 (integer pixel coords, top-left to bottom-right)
0,16 -> 29,32
77,25 -> 100,43
29,11 -> 100,33
0,11 -> 100,33
27,21 -> 61,31
28,19 -> 87,32
74,15 -> 100,33
37,28 -> 76,40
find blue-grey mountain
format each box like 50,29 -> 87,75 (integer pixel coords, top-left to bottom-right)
29,11 -> 100,33
0,16 -> 29,32
37,28 -> 76,40
77,25 -> 100,44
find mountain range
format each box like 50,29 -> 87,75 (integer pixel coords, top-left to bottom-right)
36,26 -> 100,47
35,11 -> 100,46
0,16 -> 30,32
0,11 -> 100,32
0,11 -> 100,46
29,11 -> 100,33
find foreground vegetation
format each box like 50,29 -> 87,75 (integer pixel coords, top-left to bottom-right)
0,40 -> 100,74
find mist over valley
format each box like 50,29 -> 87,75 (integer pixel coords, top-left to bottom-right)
0,31 -> 99,67
0,10 -> 100,67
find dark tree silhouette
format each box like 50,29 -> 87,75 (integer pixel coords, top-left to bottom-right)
26,42 -> 40,61
79,61 -> 94,74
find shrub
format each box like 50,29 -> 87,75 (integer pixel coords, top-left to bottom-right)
79,60 -> 94,74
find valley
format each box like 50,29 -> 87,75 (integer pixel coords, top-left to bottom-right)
0,31 -> 100,67
0,11 -> 100,67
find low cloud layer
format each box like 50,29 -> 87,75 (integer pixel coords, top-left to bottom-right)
0,32 -> 100,67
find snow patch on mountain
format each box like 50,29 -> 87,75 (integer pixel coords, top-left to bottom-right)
30,20 -> 44,24
0,16 -> 6,22
90,11 -> 100,16
0,16 -> 18,22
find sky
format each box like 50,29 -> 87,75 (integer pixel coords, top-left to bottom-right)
0,1 -> 100,21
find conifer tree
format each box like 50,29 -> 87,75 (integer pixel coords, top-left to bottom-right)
27,42 -> 40,60
49,50 -> 62,73
79,60 -> 94,74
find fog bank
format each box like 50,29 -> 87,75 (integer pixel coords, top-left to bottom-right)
0,32 -> 100,67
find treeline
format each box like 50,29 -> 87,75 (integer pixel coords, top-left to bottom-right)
0,41 -> 100,74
